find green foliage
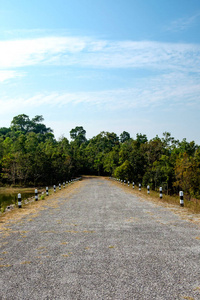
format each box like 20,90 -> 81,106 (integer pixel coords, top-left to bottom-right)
120,131 -> 130,143
114,160 -> 132,181
70,126 -> 86,146
10,114 -> 52,135
0,114 -> 200,201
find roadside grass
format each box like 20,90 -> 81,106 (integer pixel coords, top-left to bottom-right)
0,180 -> 82,226
111,180 -> 200,214
139,188 -> 200,214
0,187 -> 52,213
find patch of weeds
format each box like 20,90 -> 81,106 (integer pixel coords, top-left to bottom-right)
0,264 -> 12,268
40,195 -> 45,200
65,230 -> 79,233
21,261 -> 31,264
37,246 -> 46,250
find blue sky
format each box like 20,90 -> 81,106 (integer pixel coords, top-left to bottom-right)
0,0 -> 200,143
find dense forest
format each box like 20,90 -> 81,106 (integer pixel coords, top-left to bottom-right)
0,114 -> 200,200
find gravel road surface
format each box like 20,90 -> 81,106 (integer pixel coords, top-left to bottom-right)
0,177 -> 200,300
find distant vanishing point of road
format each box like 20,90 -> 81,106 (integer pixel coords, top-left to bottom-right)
0,177 -> 199,300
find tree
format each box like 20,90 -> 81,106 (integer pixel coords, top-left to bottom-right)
136,133 -> 148,147
0,127 -> 11,139
120,131 -> 130,143
11,114 -> 31,133
114,160 -> 132,181
10,114 -> 53,136
70,126 -> 86,146
174,151 -> 200,199
30,115 -> 53,134
103,147 -> 119,175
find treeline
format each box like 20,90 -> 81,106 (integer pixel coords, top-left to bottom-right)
0,114 -> 200,199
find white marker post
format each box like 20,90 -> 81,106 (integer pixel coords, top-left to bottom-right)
132,182 -> 134,189
147,185 -> 150,194
63,182 -> 65,188
139,183 -> 141,191
18,193 -> 22,208
128,181 -> 130,187
179,191 -> 184,207
124,180 -> 126,185
59,183 -> 61,190
35,189 -> 38,201
54,185 -> 56,192
46,187 -> 49,196
159,187 -> 162,199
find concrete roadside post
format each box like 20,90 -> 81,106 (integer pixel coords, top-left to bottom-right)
147,185 -> 150,194
35,189 -> 38,201
139,183 -> 141,191
59,183 -> 61,190
133,182 -> 134,189
180,191 -> 184,207
54,185 -> 56,192
18,193 -> 22,208
159,187 -> 162,199
46,187 -> 49,196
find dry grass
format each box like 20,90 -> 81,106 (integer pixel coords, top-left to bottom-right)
109,179 -> 200,225
20,261 -> 31,265
0,180 -> 83,231
0,187 -> 36,194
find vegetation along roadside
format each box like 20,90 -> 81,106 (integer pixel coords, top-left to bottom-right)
0,114 -> 200,214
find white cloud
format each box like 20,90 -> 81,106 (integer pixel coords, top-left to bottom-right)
0,72 -> 199,115
166,12 -> 200,32
0,70 -> 24,82
0,36 -> 199,73
0,36 -> 87,68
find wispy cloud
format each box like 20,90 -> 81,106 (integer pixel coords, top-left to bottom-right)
0,36 -> 199,73
0,70 -> 24,82
0,72 -> 199,115
0,36 -> 86,68
166,12 -> 200,32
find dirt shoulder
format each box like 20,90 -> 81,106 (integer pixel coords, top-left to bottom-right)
107,178 -> 200,226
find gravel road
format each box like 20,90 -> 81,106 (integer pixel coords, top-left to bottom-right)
0,177 -> 200,300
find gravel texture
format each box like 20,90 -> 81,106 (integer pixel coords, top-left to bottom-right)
0,177 -> 200,300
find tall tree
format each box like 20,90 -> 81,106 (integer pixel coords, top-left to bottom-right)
70,126 -> 86,146
120,131 -> 130,143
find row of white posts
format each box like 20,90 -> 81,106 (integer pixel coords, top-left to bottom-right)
17,177 -> 81,208
111,178 -> 184,207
